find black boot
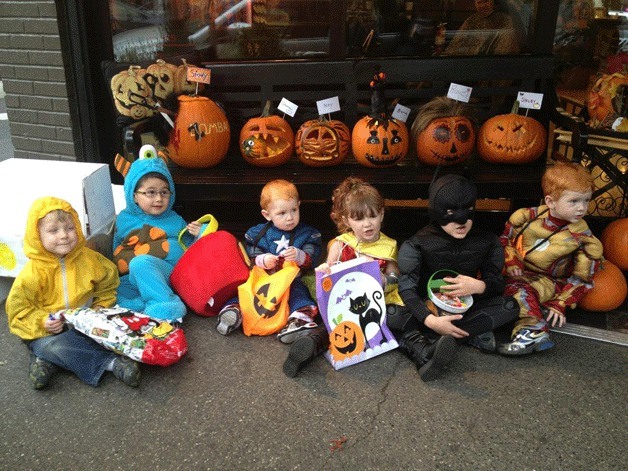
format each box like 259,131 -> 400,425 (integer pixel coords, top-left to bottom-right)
283,324 -> 329,378
398,330 -> 457,381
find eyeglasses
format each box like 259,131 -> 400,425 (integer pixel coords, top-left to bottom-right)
135,189 -> 172,199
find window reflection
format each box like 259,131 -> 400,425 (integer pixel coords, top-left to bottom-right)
108,0 -> 537,63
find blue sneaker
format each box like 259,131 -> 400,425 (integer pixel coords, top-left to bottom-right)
498,329 -> 555,356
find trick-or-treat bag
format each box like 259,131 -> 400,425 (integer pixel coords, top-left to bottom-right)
239,261 -> 300,336
61,307 -> 188,367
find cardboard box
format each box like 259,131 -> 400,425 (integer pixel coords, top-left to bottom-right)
0,158 -> 116,284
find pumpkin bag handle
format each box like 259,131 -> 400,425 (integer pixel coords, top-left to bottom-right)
178,214 -> 219,251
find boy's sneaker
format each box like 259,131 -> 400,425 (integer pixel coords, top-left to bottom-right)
466,331 -> 496,352
277,318 -> 318,344
29,355 -> 57,390
498,329 -> 555,356
112,356 -> 141,387
216,305 -> 242,336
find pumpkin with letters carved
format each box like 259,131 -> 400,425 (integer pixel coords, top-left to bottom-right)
295,115 -> 351,167
166,95 -> 230,168
477,101 -> 547,164
412,97 -> 476,166
240,100 -> 295,167
352,72 -> 409,168
329,321 -> 365,362
578,261 -> 627,312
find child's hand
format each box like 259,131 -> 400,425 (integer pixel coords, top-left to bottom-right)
187,221 -> 202,237
281,247 -> 306,265
44,315 -> 64,334
442,275 -> 485,296
263,254 -> 280,269
545,307 -> 566,328
424,313 -> 469,338
315,263 -> 332,274
507,266 -> 524,277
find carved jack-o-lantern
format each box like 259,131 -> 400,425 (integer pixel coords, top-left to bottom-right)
477,101 -> 547,164
167,95 -> 230,168
329,321 -> 365,362
111,65 -> 156,119
352,72 -> 409,168
295,115 -> 351,167
174,58 -> 205,95
587,72 -> 628,129
145,59 -> 178,101
240,101 -> 295,167
416,117 -> 475,166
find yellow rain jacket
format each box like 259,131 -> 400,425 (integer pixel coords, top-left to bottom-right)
6,197 -> 119,340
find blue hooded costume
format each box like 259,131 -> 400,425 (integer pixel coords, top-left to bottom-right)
113,157 -> 193,321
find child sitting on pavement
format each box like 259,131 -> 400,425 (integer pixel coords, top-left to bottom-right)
498,161 -> 603,355
6,196 -> 140,389
113,154 -> 201,322
395,174 -> 520,381
283,176 -> 405,377
216,179 -> 322,344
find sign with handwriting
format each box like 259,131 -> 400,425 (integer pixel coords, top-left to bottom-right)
316,96 -> 341,115
187,67 -> 211,84
278,97 -> 298,117
517,91 -> 543,110
392,103 -> 411,122
447,83 -> 472,103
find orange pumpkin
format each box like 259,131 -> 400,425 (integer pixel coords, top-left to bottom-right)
240,100 -> 295,167
416,116 -> 475,166
600,218 -> 628,270
295,115 -> 351,167
329,321 -> 365,362
578,261 -> 627,312
477,101 -> 547,164
352,72 -> 409,168
145,59 -> 178,101
166,95 -> 230,168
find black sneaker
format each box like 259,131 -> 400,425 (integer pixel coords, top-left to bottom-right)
112,356 -> 141,387
466,331 -> 497,352
29,354 -> 57,390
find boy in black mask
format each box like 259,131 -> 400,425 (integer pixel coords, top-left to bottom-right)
390,174 -> 519,381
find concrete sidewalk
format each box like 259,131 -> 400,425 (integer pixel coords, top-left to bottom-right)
0,305 -> 626,470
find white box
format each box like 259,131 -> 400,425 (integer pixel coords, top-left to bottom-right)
0,158 -> 116,282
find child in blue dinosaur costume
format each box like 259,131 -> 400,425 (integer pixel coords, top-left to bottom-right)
112,149 -> 203,322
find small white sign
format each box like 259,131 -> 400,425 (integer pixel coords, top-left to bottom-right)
392,103 -> 411,123
447,83 -> 472,103
278,97 -> 298,117
316,96 -> 341,115
517,91 -> 543,110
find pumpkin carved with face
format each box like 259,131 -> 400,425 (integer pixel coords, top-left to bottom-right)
477,101 -> 547,164
145,59 -> 178,101
329,321 -> 366,362
352,72 -> 409,168
167,95 -> 230,168
412,97 -> 477,166
295,115 -> 351,167
111,65 -> 156,120
240,101 -> 295,167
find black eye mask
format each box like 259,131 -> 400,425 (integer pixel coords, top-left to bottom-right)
428,174 -> 478,226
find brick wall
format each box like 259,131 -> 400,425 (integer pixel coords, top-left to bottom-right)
0,0 -> 76,161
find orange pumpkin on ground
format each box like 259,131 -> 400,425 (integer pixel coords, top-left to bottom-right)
578,261 -> 627,312
295,115 -> 351,167
167,95 -> 230,168
477,101 -> 547,164
600,218 -> 628,270
240,100 -> 295,167
412,97 -> 476,166
352,72 -> 409,168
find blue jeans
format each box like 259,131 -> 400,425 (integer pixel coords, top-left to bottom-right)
27,328 -> 117,387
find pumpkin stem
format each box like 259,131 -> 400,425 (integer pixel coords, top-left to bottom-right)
370,72 -> 388,118
511,100 -> 520,114
261,100 -> 273,117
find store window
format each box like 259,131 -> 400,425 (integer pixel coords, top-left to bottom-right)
108,0 -> 540,63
